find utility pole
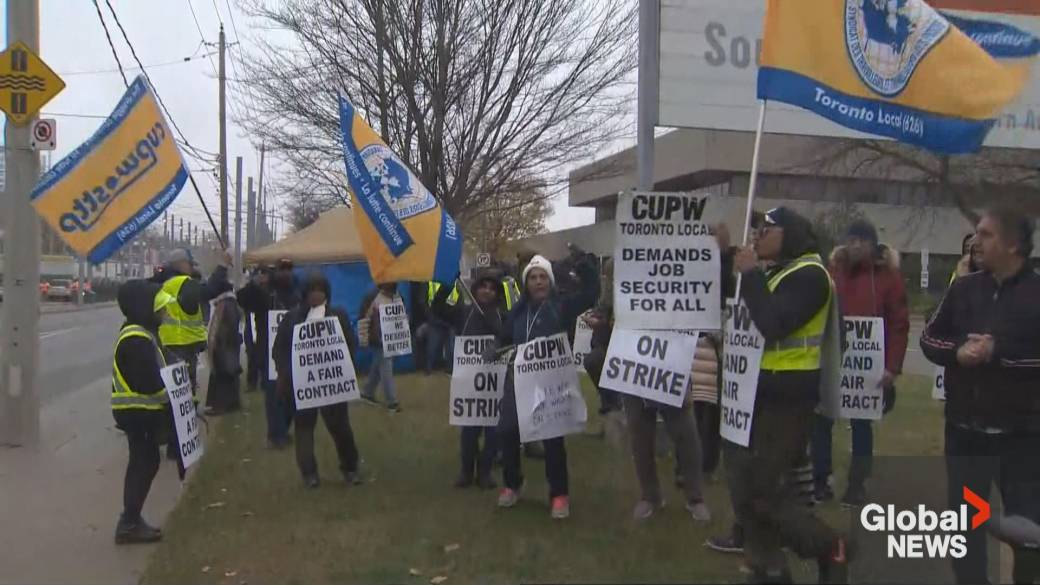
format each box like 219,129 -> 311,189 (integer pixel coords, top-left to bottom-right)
180,218 -> 185,244
246,177 -> 255,250
234,156 -> 243,285
1,0 -> 42,446
218,25 -> 228,244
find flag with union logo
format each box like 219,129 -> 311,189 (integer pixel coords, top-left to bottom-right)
31,75 -> 188,264
338,95 -> 462,284
757,0 -> 1038,154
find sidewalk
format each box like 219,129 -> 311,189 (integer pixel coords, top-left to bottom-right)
40,301 -> 118,315
0,375 -> 182,585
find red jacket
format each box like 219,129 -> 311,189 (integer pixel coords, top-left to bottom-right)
829,245 -> 910,374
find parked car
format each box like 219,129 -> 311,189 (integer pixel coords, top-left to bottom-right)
47,279 -> 73,302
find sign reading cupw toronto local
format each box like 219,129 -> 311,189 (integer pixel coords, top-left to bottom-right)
721,299 -> 764,447
839,317 -> 885,420
513,333 -> 587,443
291,317 -> 359,410
161,362 -> 204,469
380,298 -> 413,357
450,335 -> 507,427
615,191 -> 720,331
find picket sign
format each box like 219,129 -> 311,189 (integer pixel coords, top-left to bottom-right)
838,317 -> 886,420
449,335 -> 507,426
600,328 -> 698,408
267,310 -> 288,381
720,299 -> 764,447
291,316 -> 359,409
932,366 -> 946,401
379,297 -> 412,357
572,317 -> 594,373
614,191 -> 721,331
513,333 -> 587,442
161,362 -> 204,469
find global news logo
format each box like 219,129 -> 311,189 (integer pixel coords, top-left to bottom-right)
860,487 -> 990,559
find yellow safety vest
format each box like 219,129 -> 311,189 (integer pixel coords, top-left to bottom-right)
502,278 -> 520,311
428,281 -> 459,306
760,253 -> 833,372
112,325 -> 169,411
159,275 -> 207,347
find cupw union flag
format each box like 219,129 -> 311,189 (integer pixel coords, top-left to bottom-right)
757,0 -> 1038,154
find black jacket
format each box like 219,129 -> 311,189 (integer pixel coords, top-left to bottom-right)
432,282 -> 505,338
112,280 -> 168,431
921,265 -> 1040,432
499,257 -> 599,348
237,278 -> 301,376
272,304 -> 358,383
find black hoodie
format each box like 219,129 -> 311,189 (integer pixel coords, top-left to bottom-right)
272,272 -> 358,383
113,280 -> 168,429
432,270 -> 506,338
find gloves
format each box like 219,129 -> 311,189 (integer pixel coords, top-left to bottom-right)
883,384 -> 896,414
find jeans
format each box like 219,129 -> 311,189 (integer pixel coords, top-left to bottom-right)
810,413 -> 873,489
625,395 -> 706,504
263,379 -> 289,442
363,348 -> 397,405
294,403 -> 359,478
122,417 -> 162,522
945,422 -> 1040,585
460,426 -> 499,480
695,402 -> 722,474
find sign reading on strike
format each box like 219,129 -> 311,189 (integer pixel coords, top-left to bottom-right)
839,317 -> 885,420
513,333 -> 587,443
161,362 -> 203,469
600,328 -> 698,408
291,317 -> 359,409
267,310 -> 288,381
721,299 -> 763,447
932,367 -> 945,401
450,335 -> 506,426
614,191 -> 720,331
572,317 -> 594,373
379,298 -> 412,357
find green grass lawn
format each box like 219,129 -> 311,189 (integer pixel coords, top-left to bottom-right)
142,373 -> 944,585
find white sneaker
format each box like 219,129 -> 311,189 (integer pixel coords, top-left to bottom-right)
497,487 -> 520,508
686,500 -> 712,522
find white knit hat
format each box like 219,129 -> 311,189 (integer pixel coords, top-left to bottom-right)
522,254 -> 555,288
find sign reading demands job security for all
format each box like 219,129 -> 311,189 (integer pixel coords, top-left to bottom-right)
615,191 -> 720,331
161,362 -> 203,469
572,317 -> 594,373
721,299 -> 764,447
379,298 -> 412,357
30,76 -> 187,264
839,317 -> 886,420
290,317 -> 359,409
513,333 -> 588,443
450,336 -> 507,426
267,310 -> 288,381
600,329 -> 698,408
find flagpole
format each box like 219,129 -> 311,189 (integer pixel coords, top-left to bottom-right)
734,100 -> 768,301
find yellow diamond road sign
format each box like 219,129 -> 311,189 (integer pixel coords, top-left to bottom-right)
0,41 -> 65,126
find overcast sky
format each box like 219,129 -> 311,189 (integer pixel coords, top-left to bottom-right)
33,0 -> 602,250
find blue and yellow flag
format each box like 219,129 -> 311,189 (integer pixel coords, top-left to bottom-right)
31,76 -> 187,264
338,95 -> 462,284
757,0 -> 1038,154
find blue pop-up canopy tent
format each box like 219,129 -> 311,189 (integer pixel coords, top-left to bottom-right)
244,206 -> 415,373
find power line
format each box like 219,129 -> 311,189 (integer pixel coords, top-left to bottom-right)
91,0 -> 128,87
59,49 -> 218,77
185,0 -> 219,76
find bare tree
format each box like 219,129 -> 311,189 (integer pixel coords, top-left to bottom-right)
235,0 -> 636,225
461,182 -> 553,257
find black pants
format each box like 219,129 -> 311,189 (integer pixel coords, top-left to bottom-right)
460,426 -> 499,480
945,422 -> 1040,585
500,429 -> 568,498
584,345 -> 621,414
294,402 -> 360,478
120,414 -> 163,522
695,401 -> 721,474
205,370 -> 241,412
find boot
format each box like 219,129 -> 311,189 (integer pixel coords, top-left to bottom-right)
842,456 -> 871,508
114,516 -> 162,545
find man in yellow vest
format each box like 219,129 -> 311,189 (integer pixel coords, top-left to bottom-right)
501,276 -> 520,311
728,207 -> 849,584
112,280 -> 174,545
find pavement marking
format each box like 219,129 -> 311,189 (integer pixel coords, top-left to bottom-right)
39,327 -> 80,340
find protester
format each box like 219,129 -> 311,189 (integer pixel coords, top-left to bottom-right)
811,219 -> 909,506
423,281 -> 458,375
204,279 -> 243,416
433,268 -> 507,489
237,259 -> 301,448
273,272 -> 363,489
360,282 -> 404,412
921,206 -> 1040,585
953,233 -> 981,282
727,207 -> 849,583
493,251 -> 598,520
243,268 -> 263,393
111,280 -> 174,544
581,258 -> 624,444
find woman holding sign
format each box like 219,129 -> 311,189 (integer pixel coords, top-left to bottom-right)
111,280 -> 175,545
433,268 -> 507,490
274,273 -> 362,489
493,252 -> 598,520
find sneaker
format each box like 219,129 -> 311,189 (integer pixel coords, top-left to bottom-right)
303,475 -> 320,489
360,394 -> 380,406
344,471 -> 364,486
632,499 -> 662,521
497,487 -> 520,508
817,537 -> 851,584
114,519 -> 162,545
453,474 -> 474,489
551,495 -> 570,519
813,483 -> 835,505
477,475 -> 498,490
705,533 -> 744,555
387,403 -> 403,413
686,500 -> 712,522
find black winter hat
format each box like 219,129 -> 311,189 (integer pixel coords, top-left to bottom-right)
846,219 -> 879,246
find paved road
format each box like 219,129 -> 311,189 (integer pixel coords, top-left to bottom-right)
36,306 -> 124,403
